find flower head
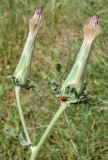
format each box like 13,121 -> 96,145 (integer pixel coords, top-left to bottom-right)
29,5 -> 43,36
34,5 -> 43,18
13,5 -> 43,88
59,16 -> 101,103
83,15 -> 101,44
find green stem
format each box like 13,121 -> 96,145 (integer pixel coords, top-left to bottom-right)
30,102 -> 68,160
15,86 -> 32,148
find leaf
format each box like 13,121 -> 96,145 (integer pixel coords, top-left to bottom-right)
18,133 -> 30,148
5,130 -> 18,139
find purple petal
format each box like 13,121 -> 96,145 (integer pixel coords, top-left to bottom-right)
34,5 -> 43,18
89,15 -> 99,26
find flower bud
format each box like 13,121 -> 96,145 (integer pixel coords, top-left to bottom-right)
83,15 -> 101,44
13,5 -> 43,88
60,16 -> 101,102
29,5 -> 43,36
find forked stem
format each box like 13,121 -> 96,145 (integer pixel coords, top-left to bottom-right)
30,102 -> 68,160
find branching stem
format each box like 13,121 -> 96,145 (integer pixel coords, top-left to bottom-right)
30,102 -> 68,160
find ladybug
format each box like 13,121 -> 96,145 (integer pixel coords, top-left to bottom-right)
59,96 -> 67,102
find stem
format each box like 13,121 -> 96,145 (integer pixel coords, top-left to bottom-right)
15,86 -> 32,148
30,102 -> 68,160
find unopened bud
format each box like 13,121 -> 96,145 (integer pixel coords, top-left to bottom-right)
13,5 -> 43,88
84,15 -> 101,44
29,5 -> 43,37
60,16 -> 101,103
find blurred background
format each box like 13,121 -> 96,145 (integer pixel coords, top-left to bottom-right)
0,0 -> 108,159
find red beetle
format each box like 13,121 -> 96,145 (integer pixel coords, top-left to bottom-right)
59,96 -> 67,102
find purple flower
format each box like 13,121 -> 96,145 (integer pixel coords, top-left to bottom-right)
89,15 -> 99,27
34,5 -> 43,19
83,15 -> 101,43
